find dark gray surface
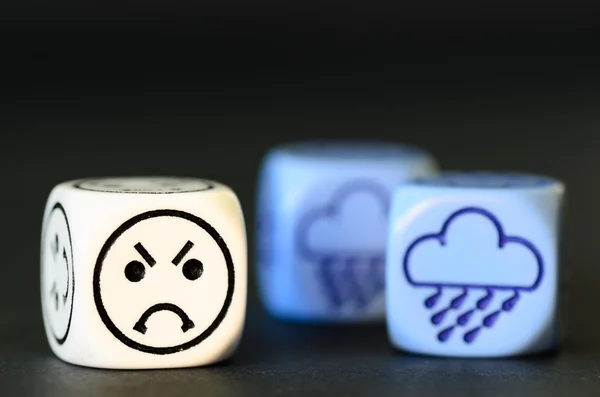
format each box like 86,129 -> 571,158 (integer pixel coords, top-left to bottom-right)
2,15 -> 600,395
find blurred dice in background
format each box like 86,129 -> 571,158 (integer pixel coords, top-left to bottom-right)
40,177 -> 247,369
256,141 -> 438,322
386,172 -> 564,357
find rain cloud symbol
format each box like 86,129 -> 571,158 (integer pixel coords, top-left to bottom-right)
296,181 -> 390,311
403,207 -> 543,343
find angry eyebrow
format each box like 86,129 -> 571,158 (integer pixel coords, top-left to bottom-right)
172,241 -> 194,266
134,243 -> 156,267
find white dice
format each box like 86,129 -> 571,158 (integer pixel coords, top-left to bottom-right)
256,141 -> 438,322
40,177 -> 247,369
386,171 -> 564,357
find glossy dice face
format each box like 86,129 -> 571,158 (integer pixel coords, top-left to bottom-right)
257,141 -> 438,322
386,172 -> 564,357
40,177 -> 246,369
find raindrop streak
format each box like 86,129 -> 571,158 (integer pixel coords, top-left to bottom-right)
429,288 -> 471,327
368,256 -> 385,305
342,257 -> 366,308
360,256 -> 383,305
502,290 -> 520,311
438,326 -> 455,342
464,327 -> 481,343
431,308 -> 449,325
450,288 -> 468,309
369,256 -> 385,292
319,257 -> 343,308
483,311 -> 501,327
477,289 -> 494,310
318,255 -> 385,310
461,289 -> 523,343
425,287 -> 442,308
457,309 -> 474,326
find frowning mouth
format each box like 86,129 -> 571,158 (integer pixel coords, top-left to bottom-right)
133,303 -> 195,334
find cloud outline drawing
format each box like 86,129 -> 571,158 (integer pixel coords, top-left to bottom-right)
403,207 -> 544,291
296,180 -> 390,261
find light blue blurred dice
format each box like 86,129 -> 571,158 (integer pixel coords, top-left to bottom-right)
386,171 -> 565,357
256,141 -> 438,322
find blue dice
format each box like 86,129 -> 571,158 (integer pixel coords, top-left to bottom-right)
256,141 -> 438,322
386,171 -> 564,357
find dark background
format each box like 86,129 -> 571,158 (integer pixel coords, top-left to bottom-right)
1,3 -> 600,395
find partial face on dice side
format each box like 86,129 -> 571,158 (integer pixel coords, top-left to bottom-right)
41,203 -> 75,345
386,172 -> 564,357
75,177 -> 213,194
94,209 -> 234,354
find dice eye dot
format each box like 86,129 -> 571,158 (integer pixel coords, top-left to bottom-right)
125,261 -> 146,282
182,259 -> 203,281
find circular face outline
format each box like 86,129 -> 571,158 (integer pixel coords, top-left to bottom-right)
93,209 -> 235,355
41,202 -> 75,345
73,177 -> 215,194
